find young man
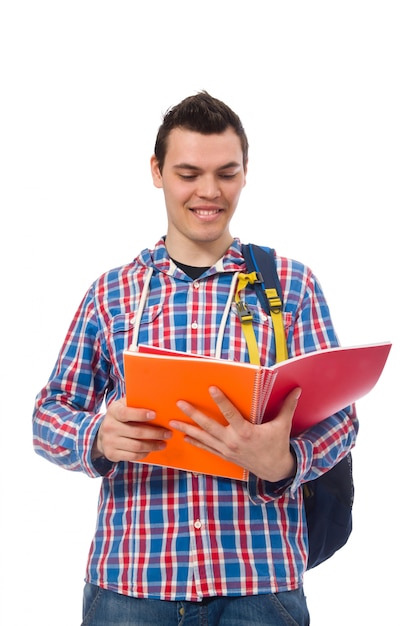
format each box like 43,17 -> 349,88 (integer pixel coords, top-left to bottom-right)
33,92 -> 358,625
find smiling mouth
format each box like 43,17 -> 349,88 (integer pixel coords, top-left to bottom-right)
190,207 -> 223,216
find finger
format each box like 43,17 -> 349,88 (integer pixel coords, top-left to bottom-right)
110,437 -> 170,463
125,422 -> 172,441
281,387 -> 302,413
100,416 -> 172,461
172,400 -> 226,439
208,386 -> 247,430
169,418 -> 228,460
102,424 -> 172,462
109,400 -> 156,424
273,387 -> 302,427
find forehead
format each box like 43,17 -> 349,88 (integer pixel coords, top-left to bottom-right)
164,127 -> 244,168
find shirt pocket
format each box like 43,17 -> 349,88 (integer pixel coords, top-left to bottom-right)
107,304 -> 163,376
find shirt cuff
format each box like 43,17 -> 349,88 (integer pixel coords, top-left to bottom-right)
246,444 -> 307,504
91,455 -> 115,476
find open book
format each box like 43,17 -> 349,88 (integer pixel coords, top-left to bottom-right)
123,341 -> 391,480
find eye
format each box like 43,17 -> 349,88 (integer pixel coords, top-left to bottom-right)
179,174 -> 198,180
219,173 -> 237,179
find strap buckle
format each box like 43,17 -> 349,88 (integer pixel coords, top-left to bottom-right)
265,288 -> 283,314
252,271 -> 264,285
235,300 -> 254,324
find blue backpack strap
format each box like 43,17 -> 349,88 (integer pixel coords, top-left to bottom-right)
242,242 -> 354,569
242,243 -> 288,362
241,243 -> 283,311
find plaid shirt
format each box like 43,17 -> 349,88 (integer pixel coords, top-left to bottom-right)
33,238 -> 358,600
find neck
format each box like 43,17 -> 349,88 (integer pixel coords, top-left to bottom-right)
165,234 -> 234,266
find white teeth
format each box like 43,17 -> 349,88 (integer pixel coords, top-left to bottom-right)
193,209 -> 219,215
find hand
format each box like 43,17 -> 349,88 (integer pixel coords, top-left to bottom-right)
92,398 -> 172,463
170,387 -> 301,482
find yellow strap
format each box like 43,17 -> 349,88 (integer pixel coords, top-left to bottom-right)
235,273 -> 261,365
264,288 -> 288,363
235,274 -> 288,365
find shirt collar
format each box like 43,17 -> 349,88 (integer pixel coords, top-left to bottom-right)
136,237 -> 247,276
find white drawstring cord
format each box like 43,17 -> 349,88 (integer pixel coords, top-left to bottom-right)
214,271 -> 240,359
129,267 -> 154,351
130,268 -> 239,358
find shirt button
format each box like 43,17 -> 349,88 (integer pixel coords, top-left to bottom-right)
191,321 -> 198,330
194,519 -> 202,529
194,281 -> 200,289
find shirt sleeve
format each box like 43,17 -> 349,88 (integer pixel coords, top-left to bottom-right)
247,259 -> 359,504
32,284 -> 115,478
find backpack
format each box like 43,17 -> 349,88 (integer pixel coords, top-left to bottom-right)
241,243 -> 354,570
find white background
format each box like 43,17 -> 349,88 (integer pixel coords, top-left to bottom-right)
1,1 -> 414,624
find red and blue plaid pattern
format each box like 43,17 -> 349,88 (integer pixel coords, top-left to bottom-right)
33,237 -> 358,600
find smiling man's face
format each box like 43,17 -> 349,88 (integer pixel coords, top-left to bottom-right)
151,127 -> 247,264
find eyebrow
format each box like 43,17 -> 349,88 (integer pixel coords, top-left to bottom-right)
173,161 -> 242,172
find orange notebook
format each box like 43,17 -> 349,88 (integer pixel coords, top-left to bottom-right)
123,341 -> 391,480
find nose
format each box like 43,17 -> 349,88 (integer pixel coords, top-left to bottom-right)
196,175 -> 221,199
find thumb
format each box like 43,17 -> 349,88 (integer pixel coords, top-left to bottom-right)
279,387 -> 302,422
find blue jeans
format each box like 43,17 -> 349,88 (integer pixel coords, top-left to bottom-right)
81,583 -> 310,625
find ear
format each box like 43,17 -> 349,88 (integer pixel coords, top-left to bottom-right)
150,155 -> 163,188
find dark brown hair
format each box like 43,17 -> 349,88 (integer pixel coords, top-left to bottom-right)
154,91 -> 249,172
